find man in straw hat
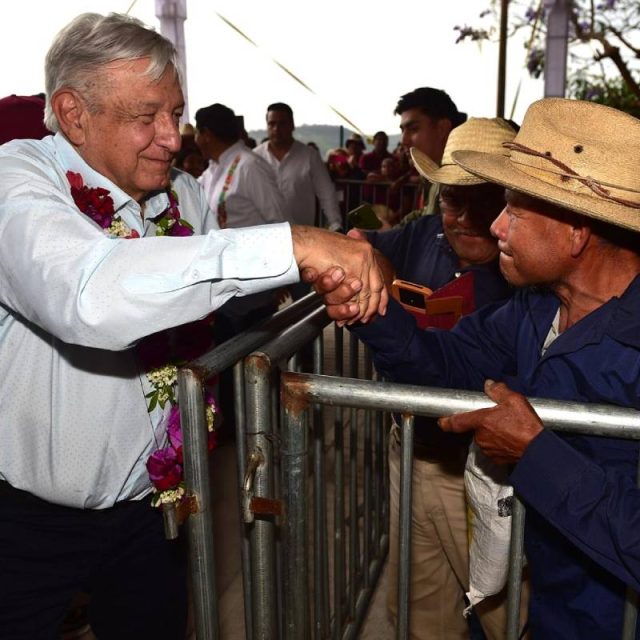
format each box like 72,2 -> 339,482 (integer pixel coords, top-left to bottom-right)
0,12 -> 386,638
350,117 -> 517,639
346,97 -> 640,639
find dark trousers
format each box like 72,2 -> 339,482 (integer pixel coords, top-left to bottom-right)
0,481 -> 187,640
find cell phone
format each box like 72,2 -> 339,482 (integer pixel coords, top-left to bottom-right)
391,279 -> 433,312
347,203 -> 382,230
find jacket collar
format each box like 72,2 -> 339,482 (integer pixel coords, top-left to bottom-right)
528,273 -> 640,358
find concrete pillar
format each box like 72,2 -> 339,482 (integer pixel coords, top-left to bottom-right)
155,0 -> 189,121
543,0 -> 569,97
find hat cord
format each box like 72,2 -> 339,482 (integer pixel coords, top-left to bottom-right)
502,141 -> 640,209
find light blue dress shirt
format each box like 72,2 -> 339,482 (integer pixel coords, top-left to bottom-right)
0,133 -> 299,508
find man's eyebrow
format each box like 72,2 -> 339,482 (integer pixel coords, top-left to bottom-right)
129,100 -> 184,112
400,118 -> 418,129
132,101 -> 162,111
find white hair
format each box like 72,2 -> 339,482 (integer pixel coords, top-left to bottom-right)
44,13 -> 181,132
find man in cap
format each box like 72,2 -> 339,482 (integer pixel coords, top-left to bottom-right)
352,118 -> 517,639
347,98 -> 640,639
0,13 -> 385,639
344,132 -> 366,171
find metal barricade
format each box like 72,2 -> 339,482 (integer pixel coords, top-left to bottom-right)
333,179 -> 421,225
177,292 -> 323,639
242,311 -> 388,639
279,372 -> 640,640
179,294 -> 388,639
180,298 -> 640,639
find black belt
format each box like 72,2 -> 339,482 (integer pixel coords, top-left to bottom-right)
0,480 -> 140,513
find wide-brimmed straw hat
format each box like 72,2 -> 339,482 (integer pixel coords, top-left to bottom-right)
452,98 -> 640,232
409,117 -> 517,186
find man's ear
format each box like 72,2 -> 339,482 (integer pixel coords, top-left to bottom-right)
569,222 -> 591,258
51,89 -> 87,146
436,117 -> 453,142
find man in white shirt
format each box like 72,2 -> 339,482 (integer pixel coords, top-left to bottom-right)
254,102 -> 343,232
196,102 -> 286,230
255,102 -> 344,300
0,13 -> 386,639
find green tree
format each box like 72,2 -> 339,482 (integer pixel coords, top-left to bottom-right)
455,1 -> 640,114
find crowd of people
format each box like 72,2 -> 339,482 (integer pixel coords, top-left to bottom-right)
2,10 -> 640,640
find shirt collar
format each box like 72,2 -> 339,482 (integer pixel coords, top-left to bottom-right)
217,140 -> 245,166
54,132 -> 173,224
530,273 -> 640,358
54,133 -> 134,213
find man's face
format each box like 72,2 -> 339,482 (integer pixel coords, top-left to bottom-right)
194,128 -> 212,161
490,190 -> 575,287
381,157 -> 399,180
266,109 -> 294,146
440,183 -> 503,266
345,141 -> 362,157
373,134 -> 388,153
399,108 -> 450,163
77,59 -> 183,202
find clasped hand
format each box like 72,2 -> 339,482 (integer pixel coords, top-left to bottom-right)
292,225 -> 388,325
438,379 -> 544,465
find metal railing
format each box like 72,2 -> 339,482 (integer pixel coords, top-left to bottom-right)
178,297 -> 640,639
177,292 -> 323,639
178,293 -> 389,639
279,372 -> 640,640
333,179 -> 421,226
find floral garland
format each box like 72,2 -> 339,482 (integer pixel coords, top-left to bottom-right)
66,171 -> 217,511
216,153 -> 241,229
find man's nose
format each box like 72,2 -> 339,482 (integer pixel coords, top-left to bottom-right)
157,116 -> 182,153
490,208 -> 508,239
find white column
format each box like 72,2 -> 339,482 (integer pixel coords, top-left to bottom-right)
155,0 -> 189,121
543,0 -> 569,97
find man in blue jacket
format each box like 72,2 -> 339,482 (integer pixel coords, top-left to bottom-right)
350,98 -> 640,639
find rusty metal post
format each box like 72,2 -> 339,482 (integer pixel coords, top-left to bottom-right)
179,367 -> 219,640
282,379 -> 311,639
244,353 -> 279,639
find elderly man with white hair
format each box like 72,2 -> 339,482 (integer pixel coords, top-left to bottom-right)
0,12 -> 386,638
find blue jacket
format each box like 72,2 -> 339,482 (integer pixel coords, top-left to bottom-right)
353,276 -> 640,639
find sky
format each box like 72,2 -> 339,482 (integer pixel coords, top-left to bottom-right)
0,0 -> 545,137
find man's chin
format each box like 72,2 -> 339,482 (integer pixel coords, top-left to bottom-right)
144,172 -> 172,193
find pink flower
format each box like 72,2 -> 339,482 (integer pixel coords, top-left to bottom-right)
167,406 -> 183,462
168,222 -> 193,237
146,447 -> 182,491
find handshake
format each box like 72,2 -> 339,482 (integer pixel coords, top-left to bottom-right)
291,225 -> 388,326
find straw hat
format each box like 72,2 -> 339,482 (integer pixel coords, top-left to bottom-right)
409,117 -> 517,187
452,98 -> 640,232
